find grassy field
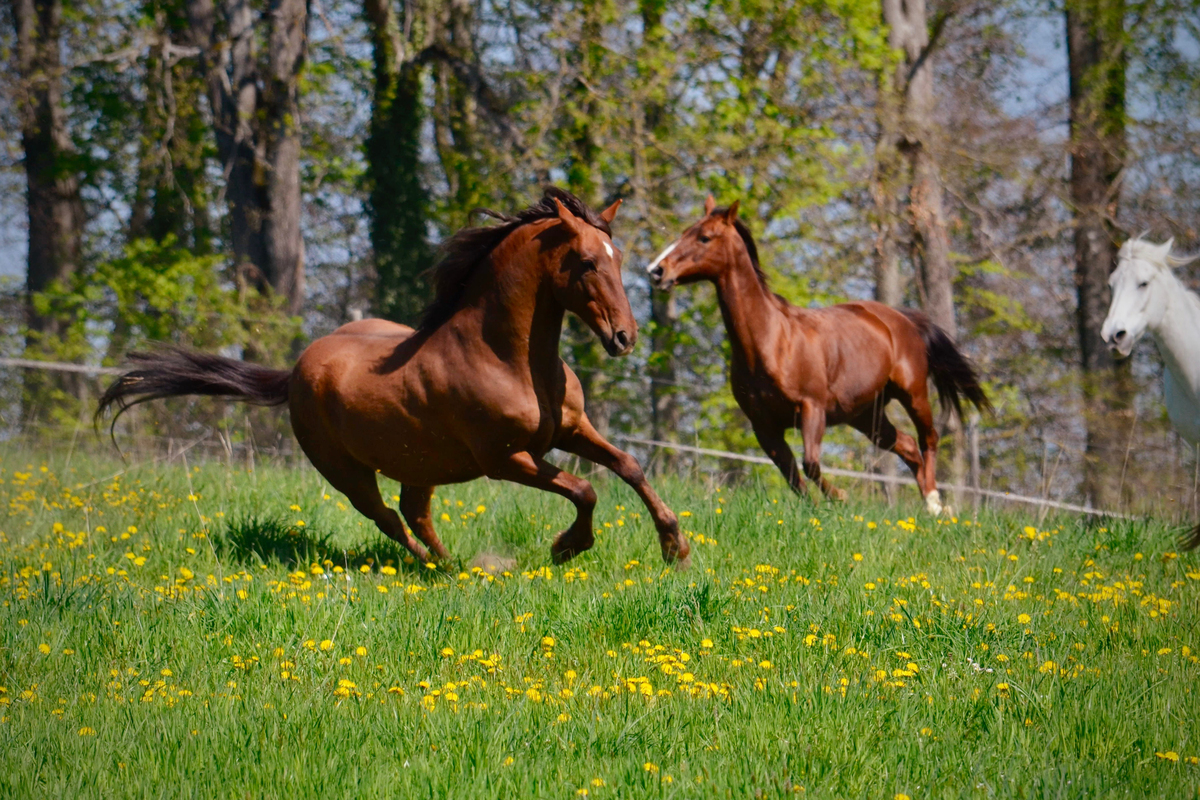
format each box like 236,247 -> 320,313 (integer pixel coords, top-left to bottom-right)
1,446 -> 1198,798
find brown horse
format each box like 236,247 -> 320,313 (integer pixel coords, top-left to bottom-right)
647,196 -> 989,514
99,188 -> 690,566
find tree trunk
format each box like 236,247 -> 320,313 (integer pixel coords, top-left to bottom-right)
1066,0 -> 1131,509
364,0 -> 434,324
11,0 -> 82,333
880,0 -> 964,503
186,0 -> 307,315
10,0 -> 84,418
262,0 -> 308,315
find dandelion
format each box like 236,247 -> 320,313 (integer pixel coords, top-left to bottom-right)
542,636 -> 555,648
355,646 -> 368,657
78,727 -> 96,736
1017,613 -> 1031,625
643,762 -> 659,773
319,639 -> 334,651
37,643 -> 50,655
441,647 -> 454,657
853,553 -> 863,562
701,639 -> 713,649
1156,751 -> 1179,763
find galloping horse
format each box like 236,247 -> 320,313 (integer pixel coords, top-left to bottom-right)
99,188 -> 690,566
1101,235 -> 1200,548
647,196 -> 989,514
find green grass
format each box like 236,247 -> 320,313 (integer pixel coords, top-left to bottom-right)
1,448 -> 1198,798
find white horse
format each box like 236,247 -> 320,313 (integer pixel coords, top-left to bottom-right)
1101,235 -> 1200,546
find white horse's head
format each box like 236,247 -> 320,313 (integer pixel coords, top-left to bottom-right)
1102,237 -> 1187,357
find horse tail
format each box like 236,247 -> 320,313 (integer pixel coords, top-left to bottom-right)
1180,522 -> 1200,551
97,347 -> 291,429
902,310 -> 992,422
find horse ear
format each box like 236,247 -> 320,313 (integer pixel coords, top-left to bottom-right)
553,197 -> 583,235
704,194 -> 716,215
599,198 -> 622,224
725,199 -> 740,223
1161,237 -> 1175,258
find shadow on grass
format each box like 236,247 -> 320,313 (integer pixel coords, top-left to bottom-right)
216,514 -> 436,576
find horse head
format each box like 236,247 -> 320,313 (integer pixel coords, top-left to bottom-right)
647,195 -> 744,290
548,196 -> 636,356
1102,237 -> 1179,357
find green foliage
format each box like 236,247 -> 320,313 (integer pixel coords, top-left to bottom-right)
32,237 -> 296,363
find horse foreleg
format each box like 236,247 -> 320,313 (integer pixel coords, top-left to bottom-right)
481,451 -> 598,564
557,420 -> 689,566
799,400 -> 845,501
753,424 -> 809,497
399,484 -> 450,562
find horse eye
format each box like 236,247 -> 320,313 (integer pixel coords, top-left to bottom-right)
698,235 -> 711,244
1137,281 -> 1148,289
581,258 -> 597,271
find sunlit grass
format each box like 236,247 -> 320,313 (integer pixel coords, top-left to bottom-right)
1,448 -> 1198,797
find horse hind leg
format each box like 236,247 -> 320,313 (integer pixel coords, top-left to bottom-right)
850,407 -> 924,490
399,484 -> 450,562
898,388 -> 946,515
302,444 -> 434,563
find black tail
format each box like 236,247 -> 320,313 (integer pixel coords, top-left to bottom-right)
1180,523 -> 1200,551
96,347 -> 291,430
903,310 -> 992,422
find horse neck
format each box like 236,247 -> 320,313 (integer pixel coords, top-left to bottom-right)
713,242 -> 787,370
1150,272 -> 1200,393
458,225 -> 566,367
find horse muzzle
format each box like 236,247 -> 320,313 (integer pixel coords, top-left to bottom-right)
648,265 -> 674,291
603,329 -> 636,357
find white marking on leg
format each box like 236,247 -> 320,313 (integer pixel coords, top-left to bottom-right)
924,489 -> 942,515
647,241 -> 678,273
602,241 -> 613,258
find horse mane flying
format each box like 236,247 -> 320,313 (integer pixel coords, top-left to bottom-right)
419,186 -> 613,332
1120,234 -> 1200,269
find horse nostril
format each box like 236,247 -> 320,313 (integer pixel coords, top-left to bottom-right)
613,330 -> 630,351
1114,329 -> 1126,342
649,265 -> 663,281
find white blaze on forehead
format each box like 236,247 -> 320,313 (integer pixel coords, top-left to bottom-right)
603,241 -> 613,258
647,240 -> 678,273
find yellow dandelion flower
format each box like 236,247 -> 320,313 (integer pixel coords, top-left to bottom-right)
355,646 -> 368,657
1156,751 -> 1179,763
78,727 -> 96,736
542,636 -> 555,648
319,639 -> 334,651
37,643 -> 50,655
1017,613 -> 1031,625
643,762 -> 659,773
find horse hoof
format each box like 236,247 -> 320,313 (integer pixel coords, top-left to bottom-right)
923,490 -> 943,516
550,530 -> 593,564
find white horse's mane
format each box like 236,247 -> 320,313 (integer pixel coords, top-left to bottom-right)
1119,234 -> 1200,269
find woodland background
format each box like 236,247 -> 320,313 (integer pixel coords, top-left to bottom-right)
1,0 -> 1199,517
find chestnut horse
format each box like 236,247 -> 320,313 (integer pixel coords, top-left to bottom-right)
99,188 -> 690,566
647,196 -> 989,514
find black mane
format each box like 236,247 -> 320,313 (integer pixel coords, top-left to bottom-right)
418,187 -> 612,332
713,207 -> 768,289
